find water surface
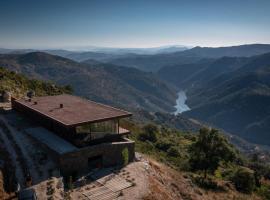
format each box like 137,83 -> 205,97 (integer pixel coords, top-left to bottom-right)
174,91 -> 190,115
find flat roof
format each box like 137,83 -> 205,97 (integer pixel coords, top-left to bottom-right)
14,94 -> 132,126
25,127 -> 78,154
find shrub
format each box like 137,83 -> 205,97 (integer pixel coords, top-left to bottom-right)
189,128 -> 236,178
122,148 -> 129,166
155,140 -> 172,151
256,183 -> 270,200
232,167 -> 255,193
167,146 -> 180,157
67,176 -> 73,190
138,124 -> 158,142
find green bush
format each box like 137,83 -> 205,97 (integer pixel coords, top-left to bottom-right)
232,167 -> 255,193
155,140 -> 172,151
256,183 -> 270,200
167,146 -> 180,157
138,124 -> 158,142
122,147 -> 129,166
189,128 -> 236,178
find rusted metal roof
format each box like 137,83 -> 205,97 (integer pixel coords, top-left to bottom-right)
14,94 -> 132,126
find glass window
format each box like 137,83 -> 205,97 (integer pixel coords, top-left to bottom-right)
75,120 -> 119,140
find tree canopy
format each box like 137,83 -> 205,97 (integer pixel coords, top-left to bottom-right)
189,128 -> 236,178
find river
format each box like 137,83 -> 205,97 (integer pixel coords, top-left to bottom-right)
174,91 -> 190,115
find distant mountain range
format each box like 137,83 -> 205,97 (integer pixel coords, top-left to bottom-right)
1,43 -> 270,147
2,44 -> 270,72
181,44 -> 270,58
0,45 -> 189,61
0,52 -> 177,112
105,44 -> 270,72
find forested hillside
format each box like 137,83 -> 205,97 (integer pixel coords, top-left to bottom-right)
0,67 -> 72,97
0,52 -> 177,112
158,52 -> 270,146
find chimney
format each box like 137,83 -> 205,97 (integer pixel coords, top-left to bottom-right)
60,103 -> 63,108
34,101 -> 37,105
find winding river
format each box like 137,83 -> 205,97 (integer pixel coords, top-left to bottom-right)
174,91 -> 190,115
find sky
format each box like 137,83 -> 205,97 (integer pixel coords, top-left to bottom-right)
0,0 -> 270,49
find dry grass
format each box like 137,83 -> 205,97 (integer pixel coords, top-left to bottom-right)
142,156 -> 263,200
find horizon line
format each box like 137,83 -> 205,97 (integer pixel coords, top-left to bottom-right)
1,43 -> 270,51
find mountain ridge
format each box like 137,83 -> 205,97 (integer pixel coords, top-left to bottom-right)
0,52 -> 177,113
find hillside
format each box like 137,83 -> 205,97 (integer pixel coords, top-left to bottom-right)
0,52 -> 177,112
120,121 -> 270,200
172,53 -> 270,146
0,67 -> 71,97
158,57 -> 251,90
1,60 -> 270,200
63,51 -> 121,62
103,53 -> 202,72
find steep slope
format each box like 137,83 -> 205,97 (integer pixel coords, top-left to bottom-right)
158,57 -> 250,89
0,52 -> 177,112
157,59 -> 214,88
184,53 -> 270,145
105,53 -> 202,72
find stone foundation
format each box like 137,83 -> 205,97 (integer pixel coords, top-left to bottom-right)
58,138 -> 135,176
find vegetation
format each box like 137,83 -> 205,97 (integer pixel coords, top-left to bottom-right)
138,124 -> 158,142
189,128 -> 236,178
122,147 -> 129,166
0,67 -> 72,97
122,119 -> 270,198
231,167 -> 255,193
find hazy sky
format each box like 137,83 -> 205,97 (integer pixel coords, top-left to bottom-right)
0,0 -> 270,49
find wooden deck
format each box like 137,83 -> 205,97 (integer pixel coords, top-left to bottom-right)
83,186 -> 119,200
82,169 -> 133,200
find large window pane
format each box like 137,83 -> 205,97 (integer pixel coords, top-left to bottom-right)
75,120 -> 119,140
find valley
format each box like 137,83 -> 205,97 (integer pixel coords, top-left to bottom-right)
1,1 -> 270,199
1,44 -> 270,200
1,44 -> 270,149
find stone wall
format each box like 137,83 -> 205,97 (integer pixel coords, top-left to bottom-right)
59,138 -> 135,176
